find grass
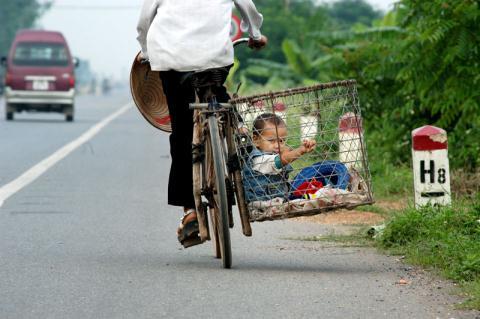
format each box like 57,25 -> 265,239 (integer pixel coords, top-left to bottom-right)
378,203 -> 480,310
370,159 -> 413,200
461,280 -> 480,310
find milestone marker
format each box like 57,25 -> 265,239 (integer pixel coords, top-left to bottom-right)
411,125 -> 451,208
300,114 -> 318,141
338,112 -> 363,169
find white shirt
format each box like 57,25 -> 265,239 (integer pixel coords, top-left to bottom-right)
136,0 -> 263,71
252,154 -> 282,174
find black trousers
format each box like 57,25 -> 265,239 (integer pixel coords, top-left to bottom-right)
159,71 -> 230,208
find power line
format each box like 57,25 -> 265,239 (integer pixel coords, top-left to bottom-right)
52,5 -> 141,10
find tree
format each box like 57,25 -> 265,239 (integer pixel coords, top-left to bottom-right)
328,0 -> 382,27
390,0 -> 480,169
331,0 -> 480,169
0,0 -> 50,56
234,0 -> 331,65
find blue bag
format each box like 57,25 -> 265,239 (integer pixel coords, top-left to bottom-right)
290,160 -> 350,199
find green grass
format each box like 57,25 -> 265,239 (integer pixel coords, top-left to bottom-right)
461,280 -> 480,310
370,160 -> 413,200
378,203 -> 480,310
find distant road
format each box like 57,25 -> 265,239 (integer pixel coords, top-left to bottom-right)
0,90 -> 478,319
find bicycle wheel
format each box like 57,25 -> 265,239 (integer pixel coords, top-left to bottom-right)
208,115 -> 232,269
209,205 -> 221,259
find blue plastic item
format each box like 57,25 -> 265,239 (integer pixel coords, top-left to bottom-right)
290,160 -> 350,199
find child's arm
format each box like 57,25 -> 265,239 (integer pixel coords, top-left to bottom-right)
279,139 -> 316,166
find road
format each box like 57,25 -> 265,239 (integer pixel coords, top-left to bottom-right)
0,90 -> 478,319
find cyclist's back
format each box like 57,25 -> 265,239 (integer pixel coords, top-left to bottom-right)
137,0 -> 263,72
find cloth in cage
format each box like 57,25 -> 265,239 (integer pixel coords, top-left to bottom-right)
242,148 -> 293,202
290,160 -> 350,199
292,178 -> 324,198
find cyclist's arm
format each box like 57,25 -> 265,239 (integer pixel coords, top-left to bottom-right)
234,0 -> 263,41
136,0 -> 161,60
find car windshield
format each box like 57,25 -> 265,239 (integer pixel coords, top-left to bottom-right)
13,42 -> 69,67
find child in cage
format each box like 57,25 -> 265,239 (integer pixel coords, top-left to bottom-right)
242,113 -> 316,202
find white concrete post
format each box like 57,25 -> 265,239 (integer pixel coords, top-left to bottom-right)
338,112 -> 363,169
300,114 -> 318,141
412,125 -> 451,208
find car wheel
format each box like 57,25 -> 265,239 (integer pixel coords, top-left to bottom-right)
6,104 -> 14,121
64,105 -> 74,122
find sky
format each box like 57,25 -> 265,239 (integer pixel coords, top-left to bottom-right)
38,0 -> 397,82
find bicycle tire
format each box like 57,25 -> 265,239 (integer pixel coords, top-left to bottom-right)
209,205 -> 221,259
208,115 -> 232,269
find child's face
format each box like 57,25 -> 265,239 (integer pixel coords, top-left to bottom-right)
253,123 -> 287,153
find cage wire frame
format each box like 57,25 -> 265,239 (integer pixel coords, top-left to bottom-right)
229,80 -> 374,222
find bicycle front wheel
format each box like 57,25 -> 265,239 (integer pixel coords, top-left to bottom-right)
208,115 -> 232,269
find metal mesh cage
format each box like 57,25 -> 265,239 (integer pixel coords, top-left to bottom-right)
229,80 -> 374,222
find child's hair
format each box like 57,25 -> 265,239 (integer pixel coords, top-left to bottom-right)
252,113 -> 286,137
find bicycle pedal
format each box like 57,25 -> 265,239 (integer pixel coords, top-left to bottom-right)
181,236 -> 204,248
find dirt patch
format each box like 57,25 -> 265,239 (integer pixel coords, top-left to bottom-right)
295,209 -> 385,225
375,200 -> 407,211
294,200 -> 406,226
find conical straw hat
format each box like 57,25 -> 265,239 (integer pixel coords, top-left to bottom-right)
130,52 -> 172,132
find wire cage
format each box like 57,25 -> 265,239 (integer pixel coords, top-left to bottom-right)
229,80 -> 374,222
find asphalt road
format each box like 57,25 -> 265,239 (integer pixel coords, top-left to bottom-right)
0,90 -> 478,319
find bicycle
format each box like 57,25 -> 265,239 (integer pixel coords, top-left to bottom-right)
131,39 -> 374,269
188,38 -> 252,268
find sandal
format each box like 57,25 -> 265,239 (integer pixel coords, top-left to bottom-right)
177,209 -> 202,248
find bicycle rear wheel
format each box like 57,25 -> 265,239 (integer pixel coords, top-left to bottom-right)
208,115 -> 232,269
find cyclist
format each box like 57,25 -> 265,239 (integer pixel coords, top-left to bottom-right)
136,0 -> 267,247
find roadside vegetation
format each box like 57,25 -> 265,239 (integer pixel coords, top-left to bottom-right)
0,0 -> 51,55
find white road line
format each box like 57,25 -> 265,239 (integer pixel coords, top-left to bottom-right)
0,102 -> 132,208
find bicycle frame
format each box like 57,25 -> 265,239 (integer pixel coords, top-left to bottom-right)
191,96 -> 252,209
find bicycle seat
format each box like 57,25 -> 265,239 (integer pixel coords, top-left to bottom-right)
181,66 -> 231,89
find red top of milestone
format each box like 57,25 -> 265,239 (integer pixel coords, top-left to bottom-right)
412,125 -> 448,151
339,112 -> 363,133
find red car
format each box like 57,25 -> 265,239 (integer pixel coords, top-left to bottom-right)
1,29 -> 77,121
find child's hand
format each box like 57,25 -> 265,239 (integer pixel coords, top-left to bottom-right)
300,139 -> 316,154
